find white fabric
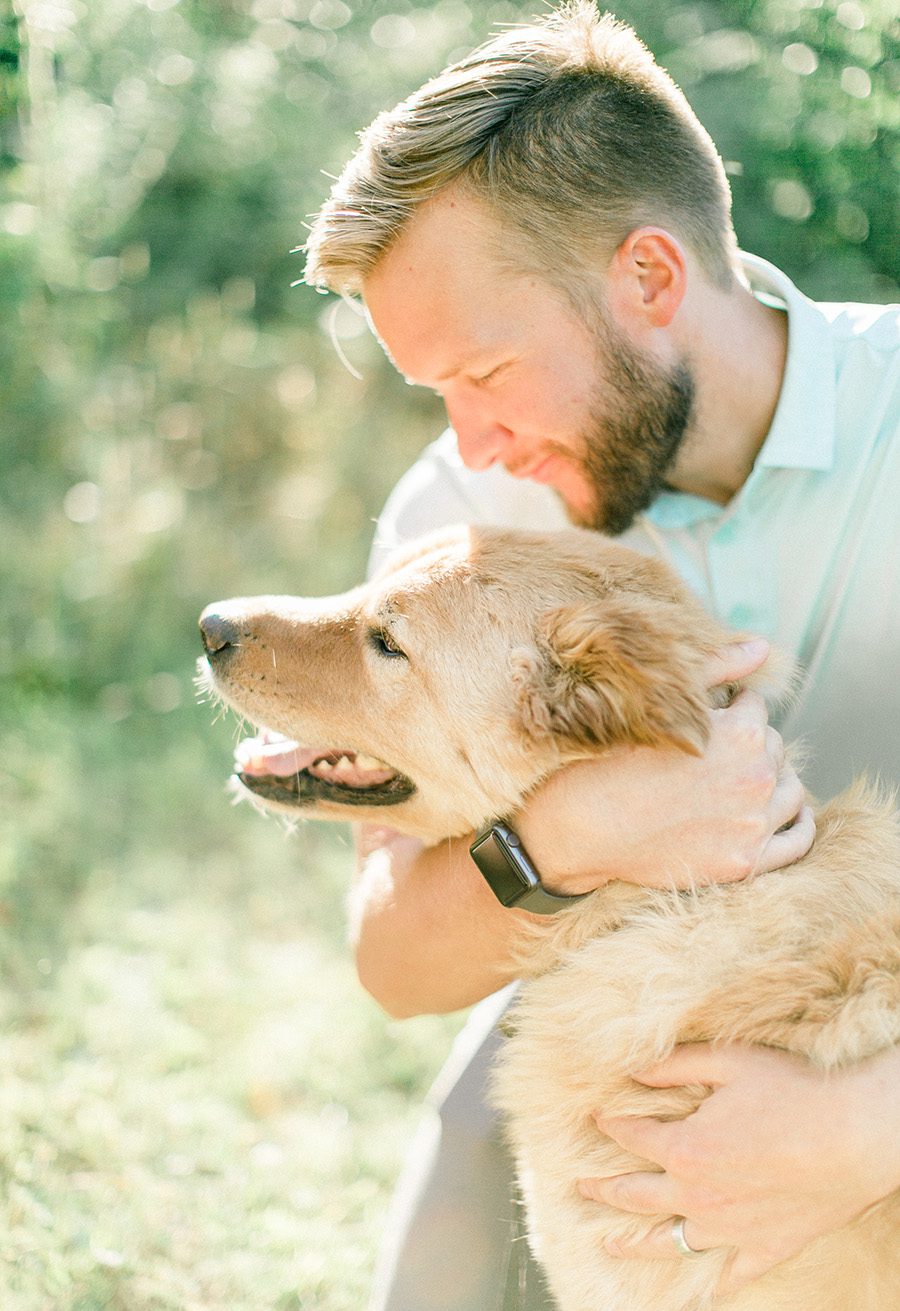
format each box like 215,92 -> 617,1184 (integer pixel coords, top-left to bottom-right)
369,255 -> 900,799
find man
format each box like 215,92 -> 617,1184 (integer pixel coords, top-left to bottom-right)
303,4 -> 900,1307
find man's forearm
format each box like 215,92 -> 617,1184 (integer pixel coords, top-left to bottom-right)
350,826 -> 531,1018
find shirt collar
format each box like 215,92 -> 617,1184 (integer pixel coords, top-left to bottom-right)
645,252 -> 837,532
736,252 -> 836,473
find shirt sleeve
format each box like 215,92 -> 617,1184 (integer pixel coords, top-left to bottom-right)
368,430 -> 570,577
368,433 -> 480,576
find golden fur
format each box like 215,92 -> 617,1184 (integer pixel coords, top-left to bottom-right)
200,525 -> 900,1311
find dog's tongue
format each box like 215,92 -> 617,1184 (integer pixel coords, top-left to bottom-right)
234,731 -> 397,787
235,733 -> 320,778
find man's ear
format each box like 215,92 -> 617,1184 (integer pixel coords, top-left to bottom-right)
511,596 -> 711,756
606,227 -> 687,331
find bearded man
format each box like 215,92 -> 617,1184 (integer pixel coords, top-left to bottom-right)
302,5 -> 900,1307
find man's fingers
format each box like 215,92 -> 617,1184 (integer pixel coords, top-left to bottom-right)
757,802 -> 816,873
602,1216 -> 721,1261
771,766 -> 806,828
765,725 -> 786,773
593,1112 -> 688,1164
627,1042 -> 731,1089
579,1170 -> 674,1215
715,687 -> 771,752
703,638 -> 770,690
601,1222 -> 768,1294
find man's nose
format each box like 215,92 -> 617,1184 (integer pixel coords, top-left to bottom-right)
445,399 -> 514,472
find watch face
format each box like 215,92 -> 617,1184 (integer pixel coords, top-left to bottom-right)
472,823 -> 589,915
472,829 -> 533,907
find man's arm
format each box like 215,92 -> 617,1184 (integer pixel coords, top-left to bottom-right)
351,642 -> 814,1018
350,825 -> 534,1017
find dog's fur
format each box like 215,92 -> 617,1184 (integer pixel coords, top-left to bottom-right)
200,525 -> 900,1311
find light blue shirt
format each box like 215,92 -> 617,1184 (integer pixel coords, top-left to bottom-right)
371,255 -> 900,799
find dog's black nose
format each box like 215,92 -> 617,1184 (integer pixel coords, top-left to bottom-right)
199,606 -> 240,656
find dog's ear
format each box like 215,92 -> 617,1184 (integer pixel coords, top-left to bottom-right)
511,595 -> 711,756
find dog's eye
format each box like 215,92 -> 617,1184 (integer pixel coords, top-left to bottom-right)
368,628 -> 407,660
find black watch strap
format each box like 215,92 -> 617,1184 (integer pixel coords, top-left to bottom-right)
469,821 -> 590,915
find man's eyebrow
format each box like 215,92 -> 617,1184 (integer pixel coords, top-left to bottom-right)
434,357 -> 473,383
402,359 -> 467,388
403,348 -> 507,389
434,349 -> 507,383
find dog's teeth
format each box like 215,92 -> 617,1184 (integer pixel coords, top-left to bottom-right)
317,759 -> 334,773
356,754 -> 384,771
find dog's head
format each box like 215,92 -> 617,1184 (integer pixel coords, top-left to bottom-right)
198,526 -> 738,842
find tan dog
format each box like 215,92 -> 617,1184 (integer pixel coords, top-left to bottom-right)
199,525 -> 900,1311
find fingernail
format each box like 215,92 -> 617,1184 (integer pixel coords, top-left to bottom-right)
738,637 -> 769,656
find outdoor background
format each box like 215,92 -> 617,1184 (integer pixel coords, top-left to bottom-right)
1,0 -> 897,1307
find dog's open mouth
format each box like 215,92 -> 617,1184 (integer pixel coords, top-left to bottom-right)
233,731 -> 416,808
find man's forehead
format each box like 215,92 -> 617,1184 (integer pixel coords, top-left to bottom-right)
362,191 -> 514,375
365,193 -> 487,306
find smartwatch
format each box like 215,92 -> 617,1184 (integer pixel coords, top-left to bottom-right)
469,820 -> 591,915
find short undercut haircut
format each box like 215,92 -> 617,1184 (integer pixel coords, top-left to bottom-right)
304,2 -> 739,296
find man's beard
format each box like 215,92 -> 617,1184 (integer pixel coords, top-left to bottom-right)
566,323 -> 695,537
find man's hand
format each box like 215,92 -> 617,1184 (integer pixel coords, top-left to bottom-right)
516,638 -> 814,895
577,1043 -> 900,1292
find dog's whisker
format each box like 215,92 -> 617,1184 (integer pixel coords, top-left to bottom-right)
229,713 -> 251,744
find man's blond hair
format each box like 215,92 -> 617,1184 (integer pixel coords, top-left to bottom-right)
304,2 -> 739,296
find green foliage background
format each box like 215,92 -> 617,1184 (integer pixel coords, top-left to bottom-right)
1,0 -> 897,1306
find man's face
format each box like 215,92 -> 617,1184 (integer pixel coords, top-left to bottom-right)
363,189 -> 694,536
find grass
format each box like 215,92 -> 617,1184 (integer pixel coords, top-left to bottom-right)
0,692 -> 464,1310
